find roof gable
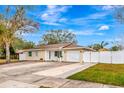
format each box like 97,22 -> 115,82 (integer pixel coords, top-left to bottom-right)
38,43 -> 73,49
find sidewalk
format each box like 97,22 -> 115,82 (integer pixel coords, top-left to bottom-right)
32,77 -> 121,88
0,74 -> 121,88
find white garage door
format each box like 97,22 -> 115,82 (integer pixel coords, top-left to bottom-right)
66,51 -> 80,62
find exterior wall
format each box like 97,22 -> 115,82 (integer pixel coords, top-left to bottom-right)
19,49 -> 84,63
19,50 -> 45,61
40,51 -> 45,60
45,51 -> 48,60
44,50 -> 63,61
19,52 -> 26,60
79,50 -> 83,64
50,51 -> 58,61
63,50 -> 67,61
45,49 -> 83,63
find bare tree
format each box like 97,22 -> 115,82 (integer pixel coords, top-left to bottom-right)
40,30 -> 77,44
0,6 -> 39,63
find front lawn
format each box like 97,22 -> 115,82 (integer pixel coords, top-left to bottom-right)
67,63 -> 124,86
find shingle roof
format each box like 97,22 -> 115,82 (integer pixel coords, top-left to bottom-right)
17,43 -> 94,53
37,43 -> 72,49
37,43 -> 94,51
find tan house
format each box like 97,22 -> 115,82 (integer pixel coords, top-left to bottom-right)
17,43 -> 93,63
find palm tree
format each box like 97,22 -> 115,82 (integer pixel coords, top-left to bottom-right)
0,6 -> 39,63
100,41 -> 109,49
110,41 -> 123,51
88,41 -> 109,51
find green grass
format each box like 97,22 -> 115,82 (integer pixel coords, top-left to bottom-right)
67,63 -> 124,86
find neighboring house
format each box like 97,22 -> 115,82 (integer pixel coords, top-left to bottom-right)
17,43 -> 93,63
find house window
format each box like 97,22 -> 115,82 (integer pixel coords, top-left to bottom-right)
55,51 -> 58,57
28,51 -> 32,57
54,51 -> 62,58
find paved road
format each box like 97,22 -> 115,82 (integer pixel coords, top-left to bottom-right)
0,62 -> 121,88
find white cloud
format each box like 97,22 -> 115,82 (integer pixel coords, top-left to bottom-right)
102,5 -> 122,10
98,25 -> 109,30
69,29 -> 104,36
102,5 -> 115,10
40,5 -> 71,26
42,22 -> 60,26
59,18 -> 67,23
40,5 -> 110,27
87,12 -> 109,20
68,11 -> 109,26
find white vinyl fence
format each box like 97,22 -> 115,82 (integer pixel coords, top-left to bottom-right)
83,50 -> 124,64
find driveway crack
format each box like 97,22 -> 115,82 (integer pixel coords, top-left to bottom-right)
58,80 -> 70,88
32,77 -> 46,83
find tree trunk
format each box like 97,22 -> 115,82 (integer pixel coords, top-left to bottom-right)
5,42 -> 10,63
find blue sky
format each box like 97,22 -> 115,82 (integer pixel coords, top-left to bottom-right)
0,5 -> 124,47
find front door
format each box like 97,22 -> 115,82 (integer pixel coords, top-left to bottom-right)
54,51 -> 62,61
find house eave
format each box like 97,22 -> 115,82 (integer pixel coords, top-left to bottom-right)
63,47 -> 94,51
17,48 -> 43,53
17,47 -> 94,53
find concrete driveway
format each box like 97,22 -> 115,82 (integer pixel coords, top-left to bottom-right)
33,63 -> 95,78
0,62 -> 120,88
0,62 -> 73,76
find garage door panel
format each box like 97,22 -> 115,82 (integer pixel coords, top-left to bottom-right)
66,51 -> 80,62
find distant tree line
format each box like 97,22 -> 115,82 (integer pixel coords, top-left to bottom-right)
88,41 -> 124,51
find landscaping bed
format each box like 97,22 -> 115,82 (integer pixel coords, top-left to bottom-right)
67,63 -> 124,86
